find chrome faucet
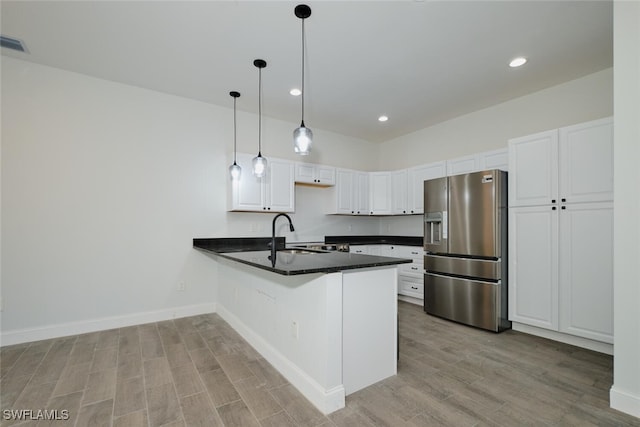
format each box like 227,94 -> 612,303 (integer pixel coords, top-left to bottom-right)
269,213 -> 295,266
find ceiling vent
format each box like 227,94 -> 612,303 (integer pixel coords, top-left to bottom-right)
1,35 -> 28,53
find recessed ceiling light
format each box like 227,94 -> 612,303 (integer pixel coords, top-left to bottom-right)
509,57 -> 527,68
378,115 -> 389,122
290,88 -> 302,96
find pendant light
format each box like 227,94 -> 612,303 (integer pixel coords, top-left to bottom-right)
252,59 -> 268,177
228,91 -> 242,180
293,4 -> 312,155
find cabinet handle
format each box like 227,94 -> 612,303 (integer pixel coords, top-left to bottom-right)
351,211 -> 355,214
552,206 -> 556,210
263,207 -> 267,210
268,207 -> 271,210
562,198 -> 566,202
411,210 -> 414,213
411,286 -> 418,290
561,206 -> 566,210
411,267 -> 418,270
551,199 -> 556,203
411,251 -> 419,255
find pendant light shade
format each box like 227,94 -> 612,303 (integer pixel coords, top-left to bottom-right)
293,4 -> 312,156
228,91 -> 242,180
252,59 -> 268,177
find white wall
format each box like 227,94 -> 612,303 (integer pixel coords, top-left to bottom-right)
611,0 -> 640,418
377,68 -> 613,171
0,57 -> 379,343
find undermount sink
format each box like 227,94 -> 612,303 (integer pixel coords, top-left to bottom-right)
279,248 -> 328,255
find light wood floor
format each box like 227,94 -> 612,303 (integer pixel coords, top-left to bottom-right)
1,301 -> 638,427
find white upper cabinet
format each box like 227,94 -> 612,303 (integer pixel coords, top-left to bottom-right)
330,169 -> 369,215
508,130 -> 559,207
447,149 -> 508,177
228,153 -> 294,213
407,161 -> 446,215
447,154 -> 479,176
391,170 -> 408,215
479,148 -> 508,171
559,117 -> 613,204
353,172 -> 370,216
369,172 -> 392,215
509,117 -> 613,208
267,159 -> 296,212
294,163 -> 336,186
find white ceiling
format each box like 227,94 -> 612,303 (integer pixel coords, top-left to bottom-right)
1,1 -> 612,143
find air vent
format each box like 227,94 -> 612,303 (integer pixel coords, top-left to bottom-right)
1,35 -> 27,53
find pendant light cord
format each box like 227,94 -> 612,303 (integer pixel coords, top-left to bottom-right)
233,96 -> 237,163
258,66 -> 262,155
301,17 -> 305,126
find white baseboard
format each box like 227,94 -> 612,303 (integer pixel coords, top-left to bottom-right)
512,322 -> 613,355
216,303 -> 346,415
610,386 -> 640,418
0,303 -> 217,347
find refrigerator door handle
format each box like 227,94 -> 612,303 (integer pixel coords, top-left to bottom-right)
442,210 -> 448,239
424,271 -> 501,286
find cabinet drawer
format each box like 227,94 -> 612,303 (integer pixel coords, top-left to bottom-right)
399,277 -> 424,299
385,245 -> 424,260
399,263 -> 424,277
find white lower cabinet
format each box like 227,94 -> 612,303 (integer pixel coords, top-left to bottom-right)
558,202 -> 613,343
509,202 -> 613,344
399,277 -> 424,299
509,206 -> 559,330
379,245 -> 424,303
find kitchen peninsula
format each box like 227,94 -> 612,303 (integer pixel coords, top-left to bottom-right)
193,238 -> 411,414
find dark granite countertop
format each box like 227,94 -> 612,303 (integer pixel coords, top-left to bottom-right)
193,237 -> 285,253
193,238 -> 412,276
324,235 -> 423,246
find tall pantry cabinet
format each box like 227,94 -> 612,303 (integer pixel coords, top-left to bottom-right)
508,117 -> 613,346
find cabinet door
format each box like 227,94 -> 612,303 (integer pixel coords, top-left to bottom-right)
479,148 -> 508,172
559,117 -> 613,204
391,170 -> 408,214
354,172 -> 370,215
266,160 -> 294,212
508,130 -> 559,207
316,166 -> 336,186
558,202 -> 613,343
407,161 -> 446,214
509,206 -> 559,330
333,169 -> 355,214
398,277 -> 424,299
229,153 -> 266,211
369,172 -> 392,215
294,163 -> 316,184
447,154 -> 479,176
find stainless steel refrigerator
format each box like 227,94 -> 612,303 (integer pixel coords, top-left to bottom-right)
423,170 -> 510,332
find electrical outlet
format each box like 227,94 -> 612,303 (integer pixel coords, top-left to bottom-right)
178,281 -> 186,292
291,321 -> 299,339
